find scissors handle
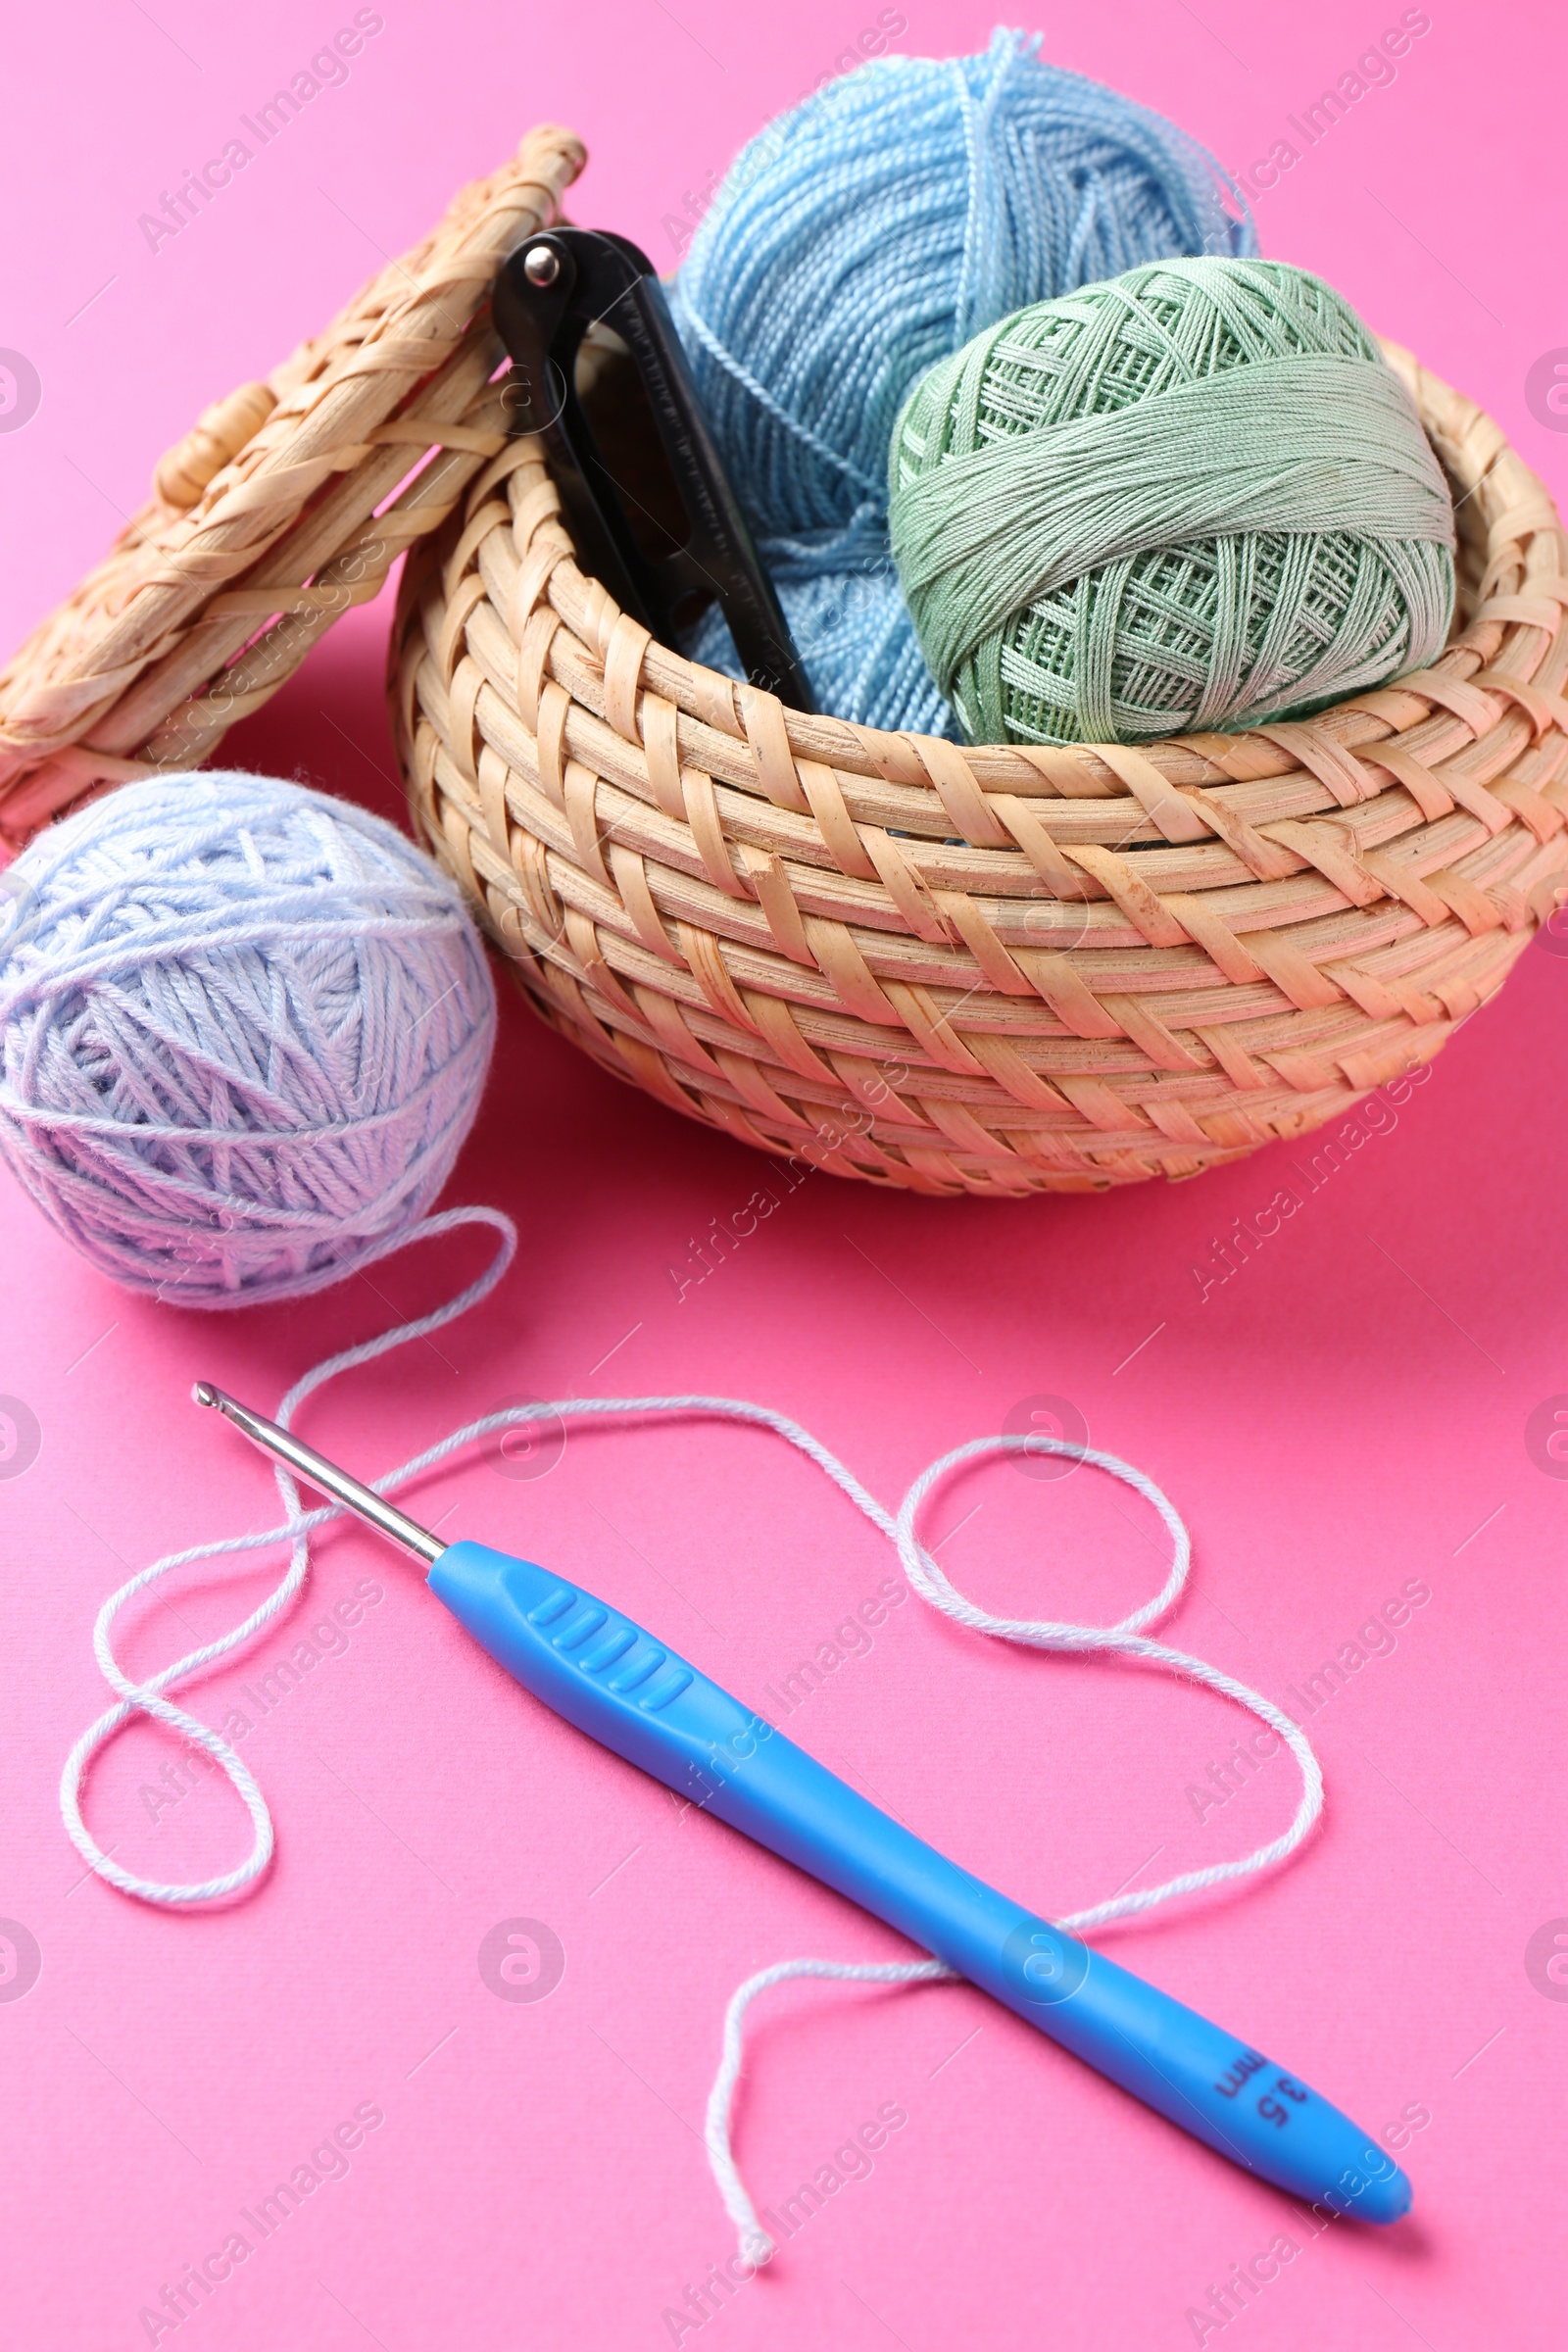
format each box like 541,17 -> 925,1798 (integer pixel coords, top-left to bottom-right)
492,225 -> 814,708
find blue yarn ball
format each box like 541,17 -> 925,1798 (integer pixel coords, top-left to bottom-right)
673,28 -> 1254,733
683,520 -> 957,738
0,771 -> 495,1307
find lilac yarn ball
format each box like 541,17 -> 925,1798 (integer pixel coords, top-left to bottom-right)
0,771 -> 495,1307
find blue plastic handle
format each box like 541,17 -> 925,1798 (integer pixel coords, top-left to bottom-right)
431,1540 -> 1411,2222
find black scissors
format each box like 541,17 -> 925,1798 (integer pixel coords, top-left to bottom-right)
492,225 -> 813,710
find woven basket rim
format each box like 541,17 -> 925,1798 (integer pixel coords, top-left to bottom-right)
480,336 -> 1568,788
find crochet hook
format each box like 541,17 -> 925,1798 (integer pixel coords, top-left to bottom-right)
193,1381 -> 1411,2225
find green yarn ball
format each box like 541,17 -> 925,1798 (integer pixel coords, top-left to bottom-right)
888,257 -> 1457,746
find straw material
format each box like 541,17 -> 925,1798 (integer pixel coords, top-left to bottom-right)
0,125 -> 585,848
5,126 -> 1566,1196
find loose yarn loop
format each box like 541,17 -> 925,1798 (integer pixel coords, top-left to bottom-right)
890,256 -> 1458,745
675,28 -> 1254,731
0,770 -> 495,1306
58,1205 -> 519,1904
709,1432 -> 1324,2265
62,1215 -> 1323,2261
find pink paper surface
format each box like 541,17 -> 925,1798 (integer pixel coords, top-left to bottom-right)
3,4 -> 1566,2347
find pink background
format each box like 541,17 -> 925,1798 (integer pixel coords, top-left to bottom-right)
3,3 -> 1566,2347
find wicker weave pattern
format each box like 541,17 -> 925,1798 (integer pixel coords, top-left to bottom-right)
392,309 -> 1568,1194
0,126 -> 585,850
4,129 -> 1564,1199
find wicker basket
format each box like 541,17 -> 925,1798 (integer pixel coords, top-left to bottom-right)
6,128 -> 1567,1199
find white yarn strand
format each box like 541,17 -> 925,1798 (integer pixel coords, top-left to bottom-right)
703,1432 -> 1324,2265
706,1957 -> 956,2269
59,1204 -> 518,1903
61,1224 -> 1324,2261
